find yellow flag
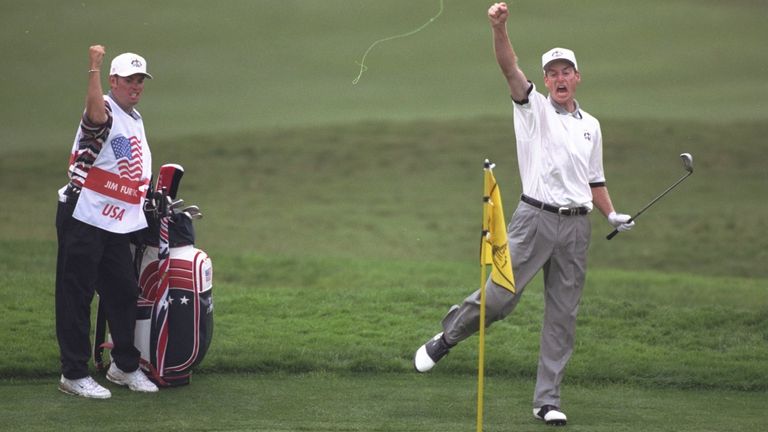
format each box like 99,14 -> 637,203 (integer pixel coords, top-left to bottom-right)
482,161 -> 515,293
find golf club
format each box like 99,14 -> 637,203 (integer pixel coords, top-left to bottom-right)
180,205 -> 203,220
606,153 -> 694,240
182,211 -> 203,221
170,198 -> 185,210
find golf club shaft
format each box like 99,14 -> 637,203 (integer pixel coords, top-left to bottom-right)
606,171 -> 692,240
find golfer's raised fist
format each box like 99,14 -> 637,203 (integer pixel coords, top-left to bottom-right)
488,2 -> 509,26
89,45 -> 105,69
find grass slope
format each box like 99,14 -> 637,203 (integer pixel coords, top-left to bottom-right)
3,117 -> 767,277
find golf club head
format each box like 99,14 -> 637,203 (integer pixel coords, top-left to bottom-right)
181,205 -> 203,219
608,152 -> 695,241
182,211 -> 203,220
170,198 -> 185,210
680,153 -> 693,173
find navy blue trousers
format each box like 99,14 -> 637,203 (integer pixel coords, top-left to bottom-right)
55,198 -> 140,379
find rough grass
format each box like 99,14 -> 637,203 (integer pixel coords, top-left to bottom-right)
2,248 -> 766,392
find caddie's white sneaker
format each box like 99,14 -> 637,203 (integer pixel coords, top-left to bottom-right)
59,375 -> 111,399
413,332 -> 454,373
106,363 -> 159,393
533,405 -> 567,426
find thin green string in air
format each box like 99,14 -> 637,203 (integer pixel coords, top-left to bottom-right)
352,0 -> 445,85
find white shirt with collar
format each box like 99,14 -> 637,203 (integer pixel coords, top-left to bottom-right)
512,83 -> 604,210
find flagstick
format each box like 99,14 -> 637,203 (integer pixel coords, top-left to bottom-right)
477,164 -> 490,432
477,249 -> 488,432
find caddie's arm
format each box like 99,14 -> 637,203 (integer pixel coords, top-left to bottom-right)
85,45 -> 108,125
488,2 -> 530,102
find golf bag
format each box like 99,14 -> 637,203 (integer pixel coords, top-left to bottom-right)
94,164 -> 214,387
131,216 -> 213,386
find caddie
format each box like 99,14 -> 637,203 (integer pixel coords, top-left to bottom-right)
413,2 -> 635,426
55,45 -> 159,398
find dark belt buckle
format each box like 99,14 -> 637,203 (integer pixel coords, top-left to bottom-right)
558,206 -> 574,216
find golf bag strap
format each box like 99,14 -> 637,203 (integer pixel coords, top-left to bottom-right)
140,358 -> 170,387
95,339 -> 171,387
133,243 -> 146,278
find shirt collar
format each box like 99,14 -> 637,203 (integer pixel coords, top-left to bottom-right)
548,96 -> 583,119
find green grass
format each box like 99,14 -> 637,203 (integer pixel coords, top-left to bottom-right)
3,251 -> 766,391
2,0 -> 767,430
3,117 -> 767,278
1,0 -> 766,152
2,97 -> 766,432
2,373 -> 766,432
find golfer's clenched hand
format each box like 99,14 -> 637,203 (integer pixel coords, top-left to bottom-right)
488,2 -> 509,26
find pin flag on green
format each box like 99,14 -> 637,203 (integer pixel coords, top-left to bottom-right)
477,159 -> 515,432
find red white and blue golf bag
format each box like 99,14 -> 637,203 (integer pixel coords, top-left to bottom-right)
95,164 -> 213,387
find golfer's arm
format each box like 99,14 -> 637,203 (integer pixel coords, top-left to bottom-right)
591,185 -> 615,217
492,25 -> 529,102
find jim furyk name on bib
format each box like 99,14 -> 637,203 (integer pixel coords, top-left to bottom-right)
85,166 -> 147,222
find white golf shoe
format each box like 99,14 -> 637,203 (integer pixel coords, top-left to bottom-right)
533,405 -> 567,426
413,332 -> 454,373
106,363 -> 159,393
58,375 -> 111,399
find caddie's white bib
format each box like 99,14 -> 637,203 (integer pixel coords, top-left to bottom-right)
72,95 -> 152,233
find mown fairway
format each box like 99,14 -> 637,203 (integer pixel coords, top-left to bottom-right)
1,0 -> 767,430
2,374 -> 766,432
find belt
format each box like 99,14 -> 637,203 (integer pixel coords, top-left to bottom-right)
520,194 -> 589,216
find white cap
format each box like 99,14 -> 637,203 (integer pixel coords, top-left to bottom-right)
541,47 -> 578,72
109,53 -> 153,79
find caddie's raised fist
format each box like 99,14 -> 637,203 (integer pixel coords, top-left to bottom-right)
488,2 -> 509,26
89,45 -> 105,69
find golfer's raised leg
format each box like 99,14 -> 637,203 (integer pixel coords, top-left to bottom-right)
414,202 -> 551,373
413,283 -> 513,373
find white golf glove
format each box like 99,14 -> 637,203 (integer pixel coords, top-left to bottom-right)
608,211 -> 635,232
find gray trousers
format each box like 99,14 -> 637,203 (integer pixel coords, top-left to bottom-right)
441,200 -> 591,408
